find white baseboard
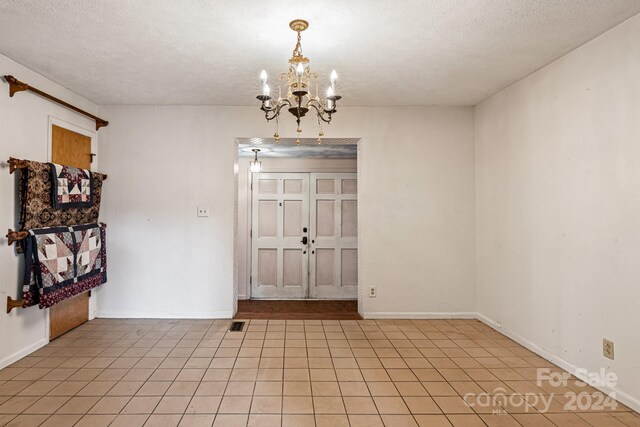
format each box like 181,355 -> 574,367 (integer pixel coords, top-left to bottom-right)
95,311 -> 233,319
0,338 -> 49,370
476,313 -> 640,414
363,312 -> 477,319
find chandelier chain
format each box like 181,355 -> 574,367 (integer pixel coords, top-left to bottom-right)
293,31 -> 302,60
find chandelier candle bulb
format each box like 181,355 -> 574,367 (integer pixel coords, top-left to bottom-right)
260,70 -> 268,84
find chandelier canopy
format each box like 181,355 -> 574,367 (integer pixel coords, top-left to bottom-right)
257,19 -> 341,142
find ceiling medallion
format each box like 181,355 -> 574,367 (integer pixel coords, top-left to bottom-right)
257,19 -> 341,143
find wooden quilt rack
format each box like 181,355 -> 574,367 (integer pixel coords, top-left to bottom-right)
7,157 -> 108,179
3,75 -> 109,131
5,157 -> 107,313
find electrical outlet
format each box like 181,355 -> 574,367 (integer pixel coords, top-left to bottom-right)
603,339 -> 614,360
197,206 -> 210,217
368,286 -> 377,298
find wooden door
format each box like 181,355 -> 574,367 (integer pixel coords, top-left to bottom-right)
49,124 -> 92,339
251,173 -> 310,299
309,173 -> 358,299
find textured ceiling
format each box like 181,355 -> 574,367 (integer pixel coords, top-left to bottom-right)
238,138 -> 359,158
1,1 -> 639,106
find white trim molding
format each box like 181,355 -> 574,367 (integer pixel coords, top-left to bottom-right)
363,312 -> 477,320
0,338 -> 49,370
476,313 -> 640,414
95,311 -> 234,319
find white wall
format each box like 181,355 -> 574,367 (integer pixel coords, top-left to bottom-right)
96,106 -> 476,318
237,157 -> 357,299
475,14 -> 640,410
0,54 -> 99,368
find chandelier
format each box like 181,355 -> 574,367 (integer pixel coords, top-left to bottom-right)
257,19 -> 341,141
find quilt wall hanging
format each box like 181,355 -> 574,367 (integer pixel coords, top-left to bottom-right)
19,160 -> 104,230
22,223 -> 107,309
49,162 -> 93,209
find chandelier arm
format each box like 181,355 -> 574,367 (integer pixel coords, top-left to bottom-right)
262,99 -> 292,121
307,98 -> 336,115
307,103 -> 333,124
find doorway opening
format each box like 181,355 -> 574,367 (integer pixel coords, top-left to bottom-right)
233,137 -> 361,319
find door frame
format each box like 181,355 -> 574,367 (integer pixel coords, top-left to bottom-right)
45,116 -> 98,340
233,138 -> 362,313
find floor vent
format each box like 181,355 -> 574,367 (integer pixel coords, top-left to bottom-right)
229,321 -> 245,332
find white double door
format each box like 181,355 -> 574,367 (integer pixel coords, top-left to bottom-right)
251,172 -> 358,299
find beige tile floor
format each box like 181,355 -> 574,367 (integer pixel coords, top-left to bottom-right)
0,318 -> 637,427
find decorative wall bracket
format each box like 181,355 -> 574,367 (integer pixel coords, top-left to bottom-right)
6,75 -> 28,97
8,157 -> 28,174
5,229 -> 27,312
6,229 -> 28,246
6,297 -> 26,314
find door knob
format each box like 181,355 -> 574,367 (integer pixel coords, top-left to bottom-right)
301,236 -> 308,245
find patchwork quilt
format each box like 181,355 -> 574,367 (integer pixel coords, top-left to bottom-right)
22,223 -> 107,309
49,163 -> 93,209
18,160 -> 105,231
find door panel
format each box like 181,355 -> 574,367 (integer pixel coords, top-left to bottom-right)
341,200 -> 358,237
309,173 -> 358,299
342,179 -> 357,194
341,249 -> 358,286
284,178 -> 303,194
258,201 -> 278,237
283,200 -> 303,237
259,179 -> 277,194
257,249 -> 278,287
316,200 -> 335,236
316,179 -> 335,194
251,173 -> 309,299
315,249 -> 335,286
50,124 -> 92,339
283,249 -> 304,287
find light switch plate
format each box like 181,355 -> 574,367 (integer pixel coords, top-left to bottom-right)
197,206 -> 210,217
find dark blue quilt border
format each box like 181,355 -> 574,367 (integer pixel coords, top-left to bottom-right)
49,163 -> 94,210
27,223 -> 103,294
